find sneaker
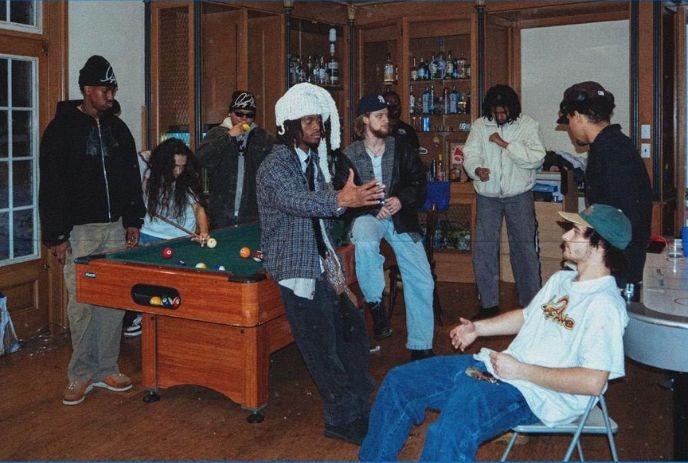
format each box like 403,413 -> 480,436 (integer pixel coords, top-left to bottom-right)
92,373 -> 133,392
367,301 -> 392,341
324,417 -> 368,445
124,314 -> 142,338
62,379 -> 94,406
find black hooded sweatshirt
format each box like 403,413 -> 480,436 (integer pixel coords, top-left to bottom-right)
39,100 -> 145,245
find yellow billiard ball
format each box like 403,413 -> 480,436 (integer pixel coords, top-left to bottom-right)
239,246 -> 251,259
195,262 -> 208,269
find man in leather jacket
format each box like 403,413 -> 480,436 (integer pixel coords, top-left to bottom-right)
197,90 -> 274,229
334,94 -> 434,361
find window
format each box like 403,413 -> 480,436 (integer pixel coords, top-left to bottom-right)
0,1 -> 41,33
0,55 -> 39,266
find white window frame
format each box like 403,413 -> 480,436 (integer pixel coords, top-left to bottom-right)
0,1 -> 42,34
0,54 -> 40,267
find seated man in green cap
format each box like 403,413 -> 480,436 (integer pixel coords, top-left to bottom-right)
359,203 -> 630,462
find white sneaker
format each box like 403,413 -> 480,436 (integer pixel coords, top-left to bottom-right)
124,314 -> 142,337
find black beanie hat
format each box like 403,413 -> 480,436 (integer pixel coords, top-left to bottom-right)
79,55 -> 117,89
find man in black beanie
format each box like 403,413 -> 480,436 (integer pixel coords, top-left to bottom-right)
39,55 -> 145,405
197,90 -> 274,228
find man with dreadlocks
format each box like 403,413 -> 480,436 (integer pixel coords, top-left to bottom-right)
256,83 -> 385,445
463,85 -> 546,320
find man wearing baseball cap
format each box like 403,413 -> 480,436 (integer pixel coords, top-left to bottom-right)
360,203 -> 629,461
334,93 -> 434,361
558,81 -> 651,295
39,55 -> 145,405
198,90 -> 274,229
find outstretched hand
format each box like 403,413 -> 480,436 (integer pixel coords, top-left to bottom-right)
450,317 -> 479,351
336,169 -> 385,209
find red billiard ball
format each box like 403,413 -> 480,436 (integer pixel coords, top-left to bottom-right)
161,247 -> 174,259
239,246 -> 251,259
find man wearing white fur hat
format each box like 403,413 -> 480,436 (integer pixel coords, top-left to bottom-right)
257,83 -> 385,445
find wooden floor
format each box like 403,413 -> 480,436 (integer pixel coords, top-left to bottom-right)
0,282 -> 675,460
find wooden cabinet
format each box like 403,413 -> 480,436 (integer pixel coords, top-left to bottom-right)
358,14 -> 478,283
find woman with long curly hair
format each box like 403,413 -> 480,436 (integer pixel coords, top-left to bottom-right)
139,138 -> 210,245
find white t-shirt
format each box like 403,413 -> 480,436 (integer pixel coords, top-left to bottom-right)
493,271 -> 628,426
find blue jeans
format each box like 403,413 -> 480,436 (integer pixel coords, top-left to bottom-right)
351,215 -> 434,350
280,279 -> 374,427
359,355 -> 538,462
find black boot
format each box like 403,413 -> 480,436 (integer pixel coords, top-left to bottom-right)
367,301 -> 392,341
410,349 -> 435,361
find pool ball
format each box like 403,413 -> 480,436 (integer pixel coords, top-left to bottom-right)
239,246 -> 251,259
149,296 -> 163,306
161,247 -> 174,259
252,250 -> 264,262
206,237 -> 217,249
195,262 -> 208,269
214,264 -> 226,271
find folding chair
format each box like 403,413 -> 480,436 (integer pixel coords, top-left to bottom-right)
500,394 -> 619,462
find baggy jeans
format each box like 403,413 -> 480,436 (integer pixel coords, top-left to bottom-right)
280,279 -> 374,427
359,355 -> 538,461
351,215 -> 434,350
473,191 -> 541,308
64,220 -> 127,382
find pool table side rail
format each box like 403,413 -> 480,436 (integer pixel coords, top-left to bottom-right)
75,258 -> 284,327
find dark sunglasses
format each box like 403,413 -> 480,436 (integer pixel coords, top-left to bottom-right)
233,110 -> 255,118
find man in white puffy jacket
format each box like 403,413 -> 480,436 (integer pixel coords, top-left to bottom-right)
463,85 -> 546,319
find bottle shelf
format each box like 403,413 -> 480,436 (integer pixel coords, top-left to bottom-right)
411,78 -> 471,84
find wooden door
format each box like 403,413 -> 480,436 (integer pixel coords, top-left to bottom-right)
0,2 -> 67,337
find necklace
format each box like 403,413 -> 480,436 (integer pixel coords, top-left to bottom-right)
364,142 -> 385,157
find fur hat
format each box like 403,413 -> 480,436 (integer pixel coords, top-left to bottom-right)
275,83 -> 340,183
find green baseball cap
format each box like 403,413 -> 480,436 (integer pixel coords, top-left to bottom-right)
559,204 -> 631,250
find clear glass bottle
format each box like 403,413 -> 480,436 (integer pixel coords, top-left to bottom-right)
411,56 -> 418,81
328,43 -> 339,86
409,85 -> 416,115
446,51 -> 454,79
428,54 -> 437,80
383,53 -> 395,84
449,86 -> 459,114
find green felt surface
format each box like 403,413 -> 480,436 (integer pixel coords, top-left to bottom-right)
106,223 -> 263,277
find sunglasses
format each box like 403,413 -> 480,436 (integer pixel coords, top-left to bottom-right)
233,110 -> 255,118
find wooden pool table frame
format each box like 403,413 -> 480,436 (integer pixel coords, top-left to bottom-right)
75,243 -> 364,422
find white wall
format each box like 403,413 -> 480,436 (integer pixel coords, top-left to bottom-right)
521,20 -> 630,155
68,1 -> 145,151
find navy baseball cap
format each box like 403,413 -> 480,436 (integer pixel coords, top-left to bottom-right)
356,93 -> 387,117
559,204 -> 631,250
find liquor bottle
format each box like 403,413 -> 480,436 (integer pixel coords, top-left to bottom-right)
449,86 -> 459,114
465,62 -> 471,79
422,86 -> 431,114
311,56 -> 320,84
428,54 -> 437,80
328,43 -> 339,86
443,86 -> 449,115
465,91 -> 471,114
452,58 -> 459,79
446,51 -> 454,79
306,55 -> 314,83
437,159 -> 445,181
458,92 -> 467,114
383,53 -> 395,84
411,56 -> 418,81
319,56 -> 327,85
456,56 -> 466,79
409,86 -> 416,115
418,56 -> 428,80
429,85 -> 435,114
436,52 -> 447,79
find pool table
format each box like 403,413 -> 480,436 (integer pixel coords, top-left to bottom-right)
74,223 -> 361,422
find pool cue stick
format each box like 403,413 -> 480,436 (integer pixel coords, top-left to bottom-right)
152,214 -> 197,237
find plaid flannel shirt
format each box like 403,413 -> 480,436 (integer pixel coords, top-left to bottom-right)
257,144 -> 343,281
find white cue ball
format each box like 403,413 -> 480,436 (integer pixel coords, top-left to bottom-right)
206,237 -> 217,249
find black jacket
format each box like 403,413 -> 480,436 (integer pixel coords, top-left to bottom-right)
197,125 -> 274,229
39,100 -> 145,246
333,137 -> 427,235
586,124 -> 653,284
